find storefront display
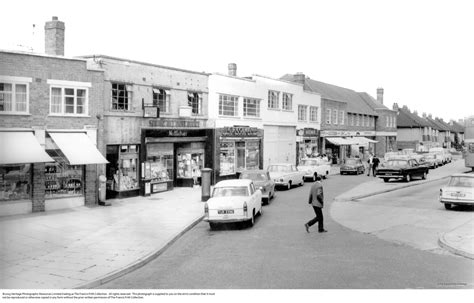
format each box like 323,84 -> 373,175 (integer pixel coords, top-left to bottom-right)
219,140 -> 260,175
45,159 -> 83,198
219,141 -> 235,175
106,144 -> 139,192
146,143 -> 173,183
0,164 -> 31,201
177,143 -> 204,179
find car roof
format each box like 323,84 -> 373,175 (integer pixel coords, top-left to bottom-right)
451,173 -> 474,178
215,179 -> 252,187
240,169 -> 267,173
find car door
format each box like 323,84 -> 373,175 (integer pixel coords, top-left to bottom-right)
291,165 -> 298,182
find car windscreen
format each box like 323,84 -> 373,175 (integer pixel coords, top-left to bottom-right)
386,160 -> 408,167
448,176 -> 474,188
212,186 -> 249,197
300,160 -> 317,166
344,159 -> 358,165
268,165 -> 289,172
240,172 -> 267,181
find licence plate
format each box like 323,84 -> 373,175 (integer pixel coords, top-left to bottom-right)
451,192 -> 466,197
218,210 -> 234,214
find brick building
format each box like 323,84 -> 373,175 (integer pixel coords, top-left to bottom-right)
0,17 -> 107,216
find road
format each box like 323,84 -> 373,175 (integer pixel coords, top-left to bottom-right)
100,173 -> 473,289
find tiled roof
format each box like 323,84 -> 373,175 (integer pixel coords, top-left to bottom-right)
449,120 -> 465,133
280,74 -> 377,116
396,107 -> 431,128
426,116 -> 450,131
357,92 -> 394,112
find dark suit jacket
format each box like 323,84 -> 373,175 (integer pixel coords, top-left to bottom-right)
308,181 -> 324,208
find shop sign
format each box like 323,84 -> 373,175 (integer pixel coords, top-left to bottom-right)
221,126 -> 259,137
321,130 -> 375,137
304,128 -> 319,136
149,119 -> 200,128
144,106 -> 159,118
168,130 -> 187,137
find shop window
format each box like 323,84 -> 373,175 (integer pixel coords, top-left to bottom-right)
245,141 -> 260,170
268,90 -> 279,109
112,83 -> 132,111
44,157 -> 83,198
282,93 -> 292,110
0,164 -> 31,201
106,144 -> 139,192
243,98 -> 260,117
219,140 -> 260,175
177,143 -> 204,179
145,143 -> 173,183
153,88 -> 170,113
219,94 -> 238,116
187,92 -> 202,115
220,141 -> 235,176
0,82 -> 28,114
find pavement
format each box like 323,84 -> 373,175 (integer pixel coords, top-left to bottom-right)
0,160 -> 471,289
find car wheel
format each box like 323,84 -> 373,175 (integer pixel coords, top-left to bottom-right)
422,172 -> 427,180
300,178 -> 304,186
405,174 -> 411,182
287,182 -> 291,190
209,222 -> 218,230
444,203 -> 452,210
383,178 -> 389,183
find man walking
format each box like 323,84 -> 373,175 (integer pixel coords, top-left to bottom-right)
304,175 -> 327,233
367,153 -> 374,176
372,155 -> 380,177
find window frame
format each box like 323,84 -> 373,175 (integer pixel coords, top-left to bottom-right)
298,105 -> 308,121
267,90 -> 280,109
243,97 -> 261,118
282,92 -> 293,111
0,76 -> 32,115
326,109 -> 331,124
219,94 -> 239,117
340,110 -> 344,125
332,109 -> 338,125
111,82 -> 132,111
309,106 -> 318,122
188,92 -> 202,115
48,79 -> 91,116
152,88 -> 171,113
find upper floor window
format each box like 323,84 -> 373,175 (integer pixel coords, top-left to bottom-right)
219,94 -> 238,116
282,93 -> 292,110
356,114 -> 360,126
268,90 -> 279,109
298,105 -> 307,121
326,109 -> 331,124
50,87 -> 88,115
187,92 -> 202,115
332,109 -> 338,125
243,98 -> 260,118
340,110 -> 345,125
153,88 -> 170,113
0,76 -> 31,114
309,106 -> 318,122
112,83 -> 131,111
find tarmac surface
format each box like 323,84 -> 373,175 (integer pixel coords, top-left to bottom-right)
0,160 -> 472,289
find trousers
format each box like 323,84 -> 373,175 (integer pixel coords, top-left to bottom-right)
307,206 -> 324,231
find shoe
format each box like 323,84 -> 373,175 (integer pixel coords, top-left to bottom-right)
304,224 -> 310,233
318,229 -> 328,233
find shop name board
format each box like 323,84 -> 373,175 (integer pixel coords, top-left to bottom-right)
168,130 -> 187,136
321,130 -> 376,137
221,127 -> 259,137
149,119 -> 200,128
297,128 -> 319,137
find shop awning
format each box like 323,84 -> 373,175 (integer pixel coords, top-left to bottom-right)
326,137 -> 353,145
49,132 -> 108,165
348,137 -> 378,145
0,131 -> 54,165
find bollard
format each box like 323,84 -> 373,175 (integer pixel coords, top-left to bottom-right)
200,168 -> 213,201
98,175 -> 110,206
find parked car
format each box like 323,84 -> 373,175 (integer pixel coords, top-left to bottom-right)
439,173 -> 474,210
297,158 -> 331,181
340,158 -> 365,175
204,179 -> 263,229
267,163 -> 305,190
376,158 -> 429,182
423,153 -> 443,169
429,147 -> 451,164
239,170 -> 275,203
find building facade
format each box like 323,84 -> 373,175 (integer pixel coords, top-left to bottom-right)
0,17 -> 107,216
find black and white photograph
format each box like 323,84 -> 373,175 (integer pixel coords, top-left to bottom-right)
0,0 -> 473,301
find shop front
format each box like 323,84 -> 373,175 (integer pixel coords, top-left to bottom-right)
216,126 -> 264,181
296,128 -> 319,165
141,128 -> 214,195
106,144 -> 140,199
0,130 -> 54,216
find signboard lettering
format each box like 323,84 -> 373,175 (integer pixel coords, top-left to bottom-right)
221,127 -> 259,137
149,119 -> 200,128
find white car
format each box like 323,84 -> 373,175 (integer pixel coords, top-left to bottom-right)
297,158 -> 331,181
429,147 -> 452,164
204,179 -> 263,229
267,163 -> 305,190
439,173 -> 474,210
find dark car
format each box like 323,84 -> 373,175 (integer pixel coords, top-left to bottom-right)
239,170 -> 275,204
340,158 -> 365,175
376,158 -> 429,183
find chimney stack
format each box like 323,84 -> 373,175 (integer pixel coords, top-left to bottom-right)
376,88 -> 384,104
428,114 -> 433,118
294,72 -> 305,85
228,63 -> 237,77
392,103 -> 399,111
45,16 -> 65,56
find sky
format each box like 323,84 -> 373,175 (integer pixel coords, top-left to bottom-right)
2,0 -> 473,122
